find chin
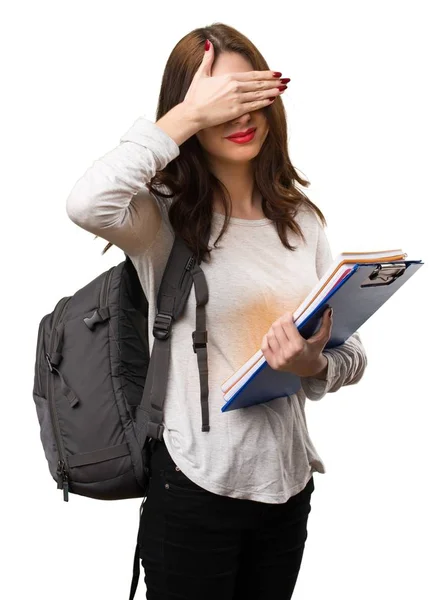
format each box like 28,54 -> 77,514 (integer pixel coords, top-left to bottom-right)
221,147 -> 261,162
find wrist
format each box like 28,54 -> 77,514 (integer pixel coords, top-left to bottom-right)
177,101 -> 202,134
310,354 -> 329,380
155,102 -> 201,147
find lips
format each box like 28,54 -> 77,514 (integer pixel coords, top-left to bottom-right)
226,127 -> 256,139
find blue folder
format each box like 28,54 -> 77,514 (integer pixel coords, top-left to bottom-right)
221,259 -> 424,412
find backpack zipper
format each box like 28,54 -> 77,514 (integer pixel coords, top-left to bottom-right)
36,314 -> 50,396
100,267 -> 115,307
45,296 -> 71,501
178,256 -> 196,290
45,269 -> 113,501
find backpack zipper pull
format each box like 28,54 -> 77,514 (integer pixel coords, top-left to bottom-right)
62,477 -> 69,502
57,460 -> 70,502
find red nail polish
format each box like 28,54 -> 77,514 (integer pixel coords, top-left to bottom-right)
278,85 -> 287,91
280,78 -> 291,84
205,39 -> 210,51
273,71 -> 282,78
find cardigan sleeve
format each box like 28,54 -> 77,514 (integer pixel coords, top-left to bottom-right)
300,217 -> 368,401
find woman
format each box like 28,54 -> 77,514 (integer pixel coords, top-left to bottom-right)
66,22 -> 367,600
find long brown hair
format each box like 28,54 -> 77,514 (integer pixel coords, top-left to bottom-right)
101,22 -> 326,261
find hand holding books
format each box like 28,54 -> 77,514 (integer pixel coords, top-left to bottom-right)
261,309 -> 333,378
221,248 -> 424,412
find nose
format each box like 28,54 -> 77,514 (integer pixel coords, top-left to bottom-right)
231,112 -> 252,126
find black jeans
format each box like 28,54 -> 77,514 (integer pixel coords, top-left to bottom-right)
137,440 -> 315,600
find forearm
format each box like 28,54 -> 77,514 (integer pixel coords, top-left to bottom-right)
155,102 -> 202,147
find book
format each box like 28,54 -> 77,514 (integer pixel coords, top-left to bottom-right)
220,249 -> 424,412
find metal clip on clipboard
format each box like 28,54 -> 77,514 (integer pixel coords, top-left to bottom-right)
361,262 -> 407,288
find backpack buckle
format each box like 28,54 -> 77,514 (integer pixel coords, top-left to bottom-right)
192,330 -> 207,353
146,423 -> 164,441
153,313 -> 173,340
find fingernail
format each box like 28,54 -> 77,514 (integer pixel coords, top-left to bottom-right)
280,78 -> 291,84
205,39 -> 210,51
273,71 -> 282,78
329,308 -> 333,317
278,85 -> 288,91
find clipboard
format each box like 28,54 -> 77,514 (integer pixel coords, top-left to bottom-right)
221,259 -> 424,412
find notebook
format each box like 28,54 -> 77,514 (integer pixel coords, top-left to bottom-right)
221,249 -> 424,412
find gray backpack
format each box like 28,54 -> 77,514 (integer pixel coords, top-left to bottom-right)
32,235 -> 210,503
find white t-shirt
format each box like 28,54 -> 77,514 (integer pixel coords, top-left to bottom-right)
66,115 -> 367,504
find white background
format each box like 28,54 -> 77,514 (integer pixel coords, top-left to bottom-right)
1,1 -> 443,599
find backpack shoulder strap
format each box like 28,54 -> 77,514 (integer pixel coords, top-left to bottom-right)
135,233 -> 210,445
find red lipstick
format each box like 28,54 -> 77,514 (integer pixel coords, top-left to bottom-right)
225,127 -> 256,144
